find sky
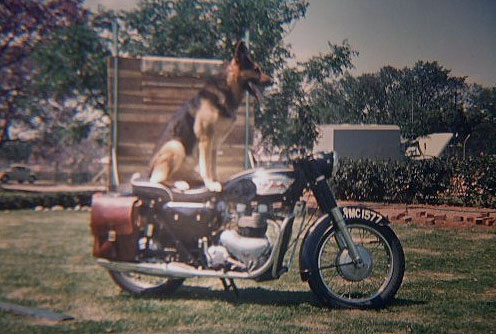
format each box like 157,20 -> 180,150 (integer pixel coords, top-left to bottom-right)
84,0 -> 496,86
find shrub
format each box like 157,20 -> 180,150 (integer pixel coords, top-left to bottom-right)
0,192 -> 93,210
332,155 -> 496,208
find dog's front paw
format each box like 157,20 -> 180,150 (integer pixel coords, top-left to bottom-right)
205,181 -> 222,192
174,181 -> 190,190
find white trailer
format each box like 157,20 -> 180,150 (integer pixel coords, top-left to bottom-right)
314,124 -> 403,161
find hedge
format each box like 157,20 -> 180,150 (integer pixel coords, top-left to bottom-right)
332,155 -> 496,208
0,192 -> 93,210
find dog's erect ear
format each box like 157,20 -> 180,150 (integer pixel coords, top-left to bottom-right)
234,41 -> 248,64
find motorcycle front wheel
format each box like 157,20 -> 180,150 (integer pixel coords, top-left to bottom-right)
308,219 -> 404,309
109,271 -> 184,297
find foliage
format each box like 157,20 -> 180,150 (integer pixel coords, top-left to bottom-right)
0,0 -> 87,145
31,23 -> 110,112
318,61 -> 467,138
257,41 -> 358,156
0,142 -> 32,162
332,156 -> 496,208
17,13 -> 112,166
114,0 -> 308,73
462,85 -> 496,156
116,0 -> 219,58
2,5 -> 111,173
0,191 -> 92,210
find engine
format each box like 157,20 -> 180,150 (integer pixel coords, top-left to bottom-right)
153,172 -> 292,271
206,211 -> 272,271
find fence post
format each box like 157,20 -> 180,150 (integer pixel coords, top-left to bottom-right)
111,20 -> 120,189
244,30 -> 250,169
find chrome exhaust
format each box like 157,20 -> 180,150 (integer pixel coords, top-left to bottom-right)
97,258 -> 259,279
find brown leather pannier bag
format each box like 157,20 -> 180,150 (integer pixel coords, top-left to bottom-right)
90,194 -> 141,261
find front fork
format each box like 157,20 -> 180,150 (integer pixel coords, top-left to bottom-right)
305,171 -> 364,267
330,207 -> 364,267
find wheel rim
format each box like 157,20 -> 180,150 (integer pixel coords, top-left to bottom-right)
317,224 -> 394,303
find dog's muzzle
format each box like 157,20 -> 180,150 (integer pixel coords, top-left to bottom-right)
248,75 -> 272,109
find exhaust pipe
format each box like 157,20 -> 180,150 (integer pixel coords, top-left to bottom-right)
97,258 -> 257,279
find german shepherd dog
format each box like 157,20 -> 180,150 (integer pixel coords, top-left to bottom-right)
149,41 -> 272,191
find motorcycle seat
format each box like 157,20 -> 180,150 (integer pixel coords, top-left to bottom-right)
131,177 -> 217,202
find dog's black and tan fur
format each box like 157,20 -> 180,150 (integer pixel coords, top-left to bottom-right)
149,41 -> 272,191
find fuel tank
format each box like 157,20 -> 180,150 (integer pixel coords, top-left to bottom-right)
223,167 -> 298,202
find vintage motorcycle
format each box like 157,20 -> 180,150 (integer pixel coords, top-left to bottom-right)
90,152 -> 405,309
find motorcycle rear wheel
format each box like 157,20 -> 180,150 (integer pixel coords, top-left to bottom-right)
109,271 -> 184,296
308,219 -> 404,309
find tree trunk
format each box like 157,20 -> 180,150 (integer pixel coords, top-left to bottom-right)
0,105 -> 11,147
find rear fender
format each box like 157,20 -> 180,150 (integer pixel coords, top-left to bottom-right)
299,206 -> 389,281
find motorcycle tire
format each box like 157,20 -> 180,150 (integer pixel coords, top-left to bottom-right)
108,270 -> 184,297
307,219 -> 404,309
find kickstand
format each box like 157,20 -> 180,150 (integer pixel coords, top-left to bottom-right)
220,278 -> 239,298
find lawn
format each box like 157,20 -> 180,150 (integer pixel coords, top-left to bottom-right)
0,210 -> 495,333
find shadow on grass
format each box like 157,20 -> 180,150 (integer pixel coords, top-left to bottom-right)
184,286 -> 317,307
125,285 -> 318,307
124,285 -> 425,309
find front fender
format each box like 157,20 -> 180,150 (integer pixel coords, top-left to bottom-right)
299,206 -> 389,281
299,214 -> 332,281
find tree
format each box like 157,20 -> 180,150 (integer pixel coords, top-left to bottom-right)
213,0 -> 308,72
1,1 -> 112,171
404,61 -> 466,139
31,23 -> 109,112
22,18 -> 111,161
116,0 -> 308,72
462,85 -> 496,155
320,61 -> 469,140
257,41 -> 358,155
0,0 -> 87,146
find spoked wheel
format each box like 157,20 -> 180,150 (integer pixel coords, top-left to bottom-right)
308,219 -> 404,309
109,270 -> 184,297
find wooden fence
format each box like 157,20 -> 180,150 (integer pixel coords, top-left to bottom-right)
107,56 -> 255,187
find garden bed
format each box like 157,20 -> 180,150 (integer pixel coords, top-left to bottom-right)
340,201 -> 496,230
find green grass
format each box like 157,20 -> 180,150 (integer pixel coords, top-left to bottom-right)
0,210 -> 495,333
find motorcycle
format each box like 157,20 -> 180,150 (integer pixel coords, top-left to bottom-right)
90,152 -> 405,309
